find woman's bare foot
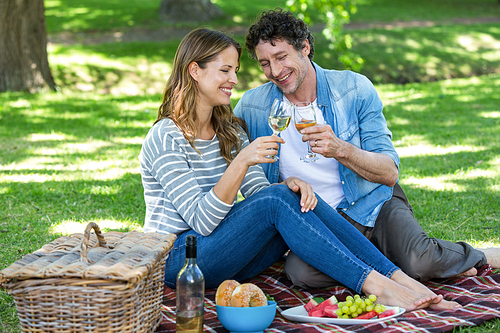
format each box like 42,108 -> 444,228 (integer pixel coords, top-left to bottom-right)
390,270 -> 437,299
390,269 -> 462,311
429,299 -> 462,311
362,271 -> 441,311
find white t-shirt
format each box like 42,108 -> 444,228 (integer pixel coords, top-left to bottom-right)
279,98 -> 345,209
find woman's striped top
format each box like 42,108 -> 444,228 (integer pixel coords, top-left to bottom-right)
139,118 -> 270,236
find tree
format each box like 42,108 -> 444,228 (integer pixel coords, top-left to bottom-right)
287,0 -> 363,71
159,0 -> 223,22
0,0 -> 56,93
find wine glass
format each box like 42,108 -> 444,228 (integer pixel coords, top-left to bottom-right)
293,102 -> 319,163
267,98 -> 291,160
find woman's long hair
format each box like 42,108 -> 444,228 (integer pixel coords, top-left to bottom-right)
157,28 -> 246,164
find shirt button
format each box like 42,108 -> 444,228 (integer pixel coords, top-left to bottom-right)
343,208 -> 347,211
341,181 -> 345,185
351,202 -> 355,206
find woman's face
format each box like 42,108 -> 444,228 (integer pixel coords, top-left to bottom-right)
192,46 -> 239,111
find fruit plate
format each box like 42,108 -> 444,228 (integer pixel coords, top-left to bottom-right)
281,305 -> 405,325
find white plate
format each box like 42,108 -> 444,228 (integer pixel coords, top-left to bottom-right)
281,305 -> 405,325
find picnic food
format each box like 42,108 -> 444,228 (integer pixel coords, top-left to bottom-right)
216,280 -> 241,306
230,283 -> 267,307
305,294 -> 394,319
216,280 -> 267,307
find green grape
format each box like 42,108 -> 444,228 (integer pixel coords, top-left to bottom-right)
337,293 -> 388,319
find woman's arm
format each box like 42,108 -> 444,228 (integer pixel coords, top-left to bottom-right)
213,135 -> 284,204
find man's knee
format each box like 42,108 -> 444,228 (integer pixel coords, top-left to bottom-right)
284,251 -> 338,289
396,255 -> 435,281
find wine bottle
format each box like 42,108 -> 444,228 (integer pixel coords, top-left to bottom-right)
176,235 -> 205,332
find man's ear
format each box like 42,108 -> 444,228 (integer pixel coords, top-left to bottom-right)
302,39 -> 311,57
188,62 -> 199,81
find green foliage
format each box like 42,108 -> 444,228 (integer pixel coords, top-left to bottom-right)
286,0 -> 363,70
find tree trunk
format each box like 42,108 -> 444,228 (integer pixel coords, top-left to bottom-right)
159,0 -> 223,22
0,0 -> 56,92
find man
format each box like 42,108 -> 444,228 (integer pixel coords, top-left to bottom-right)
234,8 -> 500,288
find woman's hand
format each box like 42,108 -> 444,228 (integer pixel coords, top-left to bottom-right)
235,136 -> 284,166
281,177 -> 317,213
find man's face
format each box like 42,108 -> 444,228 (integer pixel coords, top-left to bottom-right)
255,38 -> 310,96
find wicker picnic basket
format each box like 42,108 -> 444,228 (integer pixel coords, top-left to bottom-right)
0,222 -> 177,333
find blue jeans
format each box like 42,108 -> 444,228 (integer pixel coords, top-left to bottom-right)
164,185 -> 399,293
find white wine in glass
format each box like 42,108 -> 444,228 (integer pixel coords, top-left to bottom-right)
293,102 -> 319,163
267,98 -> 291,160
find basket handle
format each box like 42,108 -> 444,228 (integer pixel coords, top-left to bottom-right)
80,222 -> 108,263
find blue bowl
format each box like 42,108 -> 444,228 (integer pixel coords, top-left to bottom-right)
216,300 -> 277,333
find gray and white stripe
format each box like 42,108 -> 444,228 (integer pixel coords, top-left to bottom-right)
139,118 -> 270,236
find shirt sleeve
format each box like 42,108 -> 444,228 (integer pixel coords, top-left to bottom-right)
237,133 -> 271,198
142,123 -> 233,236
355,74 -> 400,167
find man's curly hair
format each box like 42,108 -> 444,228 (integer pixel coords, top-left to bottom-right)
245,8 -> 315,61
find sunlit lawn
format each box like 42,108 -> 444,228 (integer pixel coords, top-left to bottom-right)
45,22 -> 500,94
1,73 -> 499,331
44,0 -> 500,33
1,0 -> 500,331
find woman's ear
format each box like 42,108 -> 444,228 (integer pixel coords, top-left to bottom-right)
188,62 -> 199,81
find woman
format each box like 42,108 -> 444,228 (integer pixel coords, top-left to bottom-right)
139,28 -> 458,311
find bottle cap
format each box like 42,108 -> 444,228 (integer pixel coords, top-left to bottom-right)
186,235 -> 197,258
186,235 -> 196,246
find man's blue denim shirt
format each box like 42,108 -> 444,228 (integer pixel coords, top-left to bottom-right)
234,63 -> 400,227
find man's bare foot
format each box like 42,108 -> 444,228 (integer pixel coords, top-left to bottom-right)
456,267 -> 477,278
478,248 -> 500,268
362,271 -> 441,311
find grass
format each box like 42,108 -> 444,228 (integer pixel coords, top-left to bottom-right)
44,22 -> 500,94
1,0 -> 500,331
1,74 -> 499,332
44,0 -> 500,33
350,0 -> 500,24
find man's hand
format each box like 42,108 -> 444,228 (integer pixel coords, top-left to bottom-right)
300,124 -> 398,187
281,177 -> 317,212
300,124 -> 344,159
